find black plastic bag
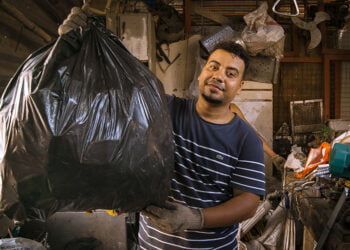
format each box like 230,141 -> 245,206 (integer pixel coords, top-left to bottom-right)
0,17 -> 173,219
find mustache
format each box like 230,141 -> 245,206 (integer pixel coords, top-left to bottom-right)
205,79 -> 224,91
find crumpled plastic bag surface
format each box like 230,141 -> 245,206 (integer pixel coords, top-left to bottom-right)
0,237 -> 46,250
242,2 -> 285,59
295,142 -> 331,178
284,145 -> 306,172
331,130 -> 350,147
0,17 -> 173,219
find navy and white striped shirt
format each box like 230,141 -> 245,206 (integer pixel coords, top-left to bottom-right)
139,96 -> 265,249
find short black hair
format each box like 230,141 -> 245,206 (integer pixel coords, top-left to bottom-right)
211,41 -> 250,71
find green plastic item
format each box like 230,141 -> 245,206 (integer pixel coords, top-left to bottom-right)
329,143 -> 350,178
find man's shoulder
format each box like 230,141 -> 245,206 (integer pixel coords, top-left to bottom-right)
166,94 -> 194,108
233,116 -> 262,141
166,94 -> 188,102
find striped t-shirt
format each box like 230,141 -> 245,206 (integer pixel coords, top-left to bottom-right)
139,96 -> 265,249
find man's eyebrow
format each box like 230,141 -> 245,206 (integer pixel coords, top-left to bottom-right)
208,59 -> 240,75
208,59 -> 220,65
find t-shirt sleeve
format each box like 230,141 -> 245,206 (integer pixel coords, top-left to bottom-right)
231,129 -> 266,196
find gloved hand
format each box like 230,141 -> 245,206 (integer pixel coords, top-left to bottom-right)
58,4 -> 90,36
142,201 -> 204,233
272,154 -> 286,170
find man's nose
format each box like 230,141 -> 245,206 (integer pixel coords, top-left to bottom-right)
212,70 -> 224,82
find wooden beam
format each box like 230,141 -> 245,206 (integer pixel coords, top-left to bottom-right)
280,57 -> 322,63
0,9 -> 45,51
191,1 -> 231,25
0,53 -> 23,64
0,61 -> 21,89
9,0 -> 59,37
0,61 -> 20,75
0,0 -> 52,42
32,0 -> 81,25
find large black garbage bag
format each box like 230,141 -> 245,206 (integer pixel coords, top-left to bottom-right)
0,17 -> 173,219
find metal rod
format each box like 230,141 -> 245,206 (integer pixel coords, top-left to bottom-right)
315,188 -> 348,249
272,0 -> 300,16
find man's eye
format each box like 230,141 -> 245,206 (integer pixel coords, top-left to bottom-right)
209,64 -> 217,70
227,71 -> 238,78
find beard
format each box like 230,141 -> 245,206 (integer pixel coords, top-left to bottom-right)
199,79 -> 225,104
201,92 -> 223,104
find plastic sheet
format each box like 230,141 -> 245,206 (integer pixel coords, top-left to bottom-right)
0,17 -> 173,219
331,130 -> 350,147
284,145 -> 306,173
0,237 -> 46,250
241,2 -> 285,59
295,142 -> 331,178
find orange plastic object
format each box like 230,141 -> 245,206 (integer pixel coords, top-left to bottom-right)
295,142 -> 331,178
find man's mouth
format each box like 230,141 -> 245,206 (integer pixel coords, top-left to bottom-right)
206,80 -> 224,91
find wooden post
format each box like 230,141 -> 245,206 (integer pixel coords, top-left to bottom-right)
184,0 -> 191,35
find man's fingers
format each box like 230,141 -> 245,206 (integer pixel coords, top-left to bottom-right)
67,13 -> 87,27
141,210 -> 159,220
58,6 -> 88,36
164,201 -> 178,210
144,205 -> 168,216
58,15 -> 86,36
58,24 -> 74,36
141,211 -> 174,233
140,210 -> 155,218
71,7 -> 88,19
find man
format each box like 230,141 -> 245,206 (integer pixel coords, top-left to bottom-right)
59,7 -> 265,249
139,41 -> 265,249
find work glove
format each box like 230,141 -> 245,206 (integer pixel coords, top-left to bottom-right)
142,201 -> 204,233
272,154 -> 286,170
58,4 -> 90,36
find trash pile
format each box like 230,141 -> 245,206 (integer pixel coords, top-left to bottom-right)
0,16 -> 174,221
238,127 -> 350,249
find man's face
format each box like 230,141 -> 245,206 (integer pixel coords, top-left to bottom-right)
197,49 -> 245,105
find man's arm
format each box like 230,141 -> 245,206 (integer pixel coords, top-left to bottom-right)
142,189 -> 260,233
203,189 -> 260,228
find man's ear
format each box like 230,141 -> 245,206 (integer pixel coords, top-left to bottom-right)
237,81 -> 245,94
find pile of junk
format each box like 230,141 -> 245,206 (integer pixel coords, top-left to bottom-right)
238,126 -> 350,249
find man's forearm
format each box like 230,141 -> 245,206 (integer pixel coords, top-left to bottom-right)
202,191 -> 260,228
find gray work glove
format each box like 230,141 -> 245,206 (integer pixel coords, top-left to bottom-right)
142,201 -> 204,233
272,154 -> 286,170
58,4 -> 90,36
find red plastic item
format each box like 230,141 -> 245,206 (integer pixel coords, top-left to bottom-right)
295,142 -> 331,178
